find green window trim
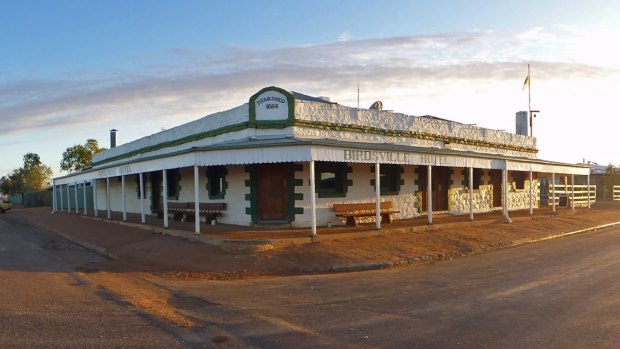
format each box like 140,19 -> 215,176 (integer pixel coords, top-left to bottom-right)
463,168 -> 484,190
314,162 -> 350,198
513,171 -> 526,190
371,164 -> 403,196
135,173 -> 147,199
166,169 -> 181,200
206,165 -> 228,200
244,165 -> 258,222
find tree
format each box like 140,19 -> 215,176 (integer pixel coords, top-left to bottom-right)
0,153 -> 52,193
60,139 -> 106,173
20,153 -> 53,192
0,171 -> 24,194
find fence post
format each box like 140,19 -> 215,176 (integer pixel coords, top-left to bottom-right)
552,173 -> 556,214
587,174 -> 591,209
571,175 -> 575,210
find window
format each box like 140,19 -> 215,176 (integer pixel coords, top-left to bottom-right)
464,168 -> 483,190
374,164 -> 402,195
135,174 -> 147,199
315,162 -> 349,197
206,166 -> 227,199
513,171 -> 526,190
166,169 -> 181,199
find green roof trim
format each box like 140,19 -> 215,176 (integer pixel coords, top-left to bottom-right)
91,121 -> 249,167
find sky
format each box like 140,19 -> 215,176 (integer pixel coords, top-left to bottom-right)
1,0 -> 620,178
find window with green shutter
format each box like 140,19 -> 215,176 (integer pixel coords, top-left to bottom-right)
206,166 -> 227,199
315,162 -> 349,198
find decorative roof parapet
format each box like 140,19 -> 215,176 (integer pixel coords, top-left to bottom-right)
294,100 -> 538,155
92,86 -> 538,168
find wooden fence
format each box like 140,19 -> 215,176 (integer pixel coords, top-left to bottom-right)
550,184 -> 596,207
614,185 -> 620,201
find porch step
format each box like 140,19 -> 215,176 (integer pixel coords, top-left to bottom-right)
253,221 -> 292,230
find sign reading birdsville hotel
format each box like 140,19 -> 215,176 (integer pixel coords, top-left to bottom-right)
254,90 -> 289,121
98,164 -> 132,177
343,149 -> 449,164
340,148 -> 495,168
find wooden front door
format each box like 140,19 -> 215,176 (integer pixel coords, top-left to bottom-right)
432,167 -> 449,211
150,171 -> 162,213
258,164 -> 289,221
490,169 -> 502,207
418,166 -> 450,211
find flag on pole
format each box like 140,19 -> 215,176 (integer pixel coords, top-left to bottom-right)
522,75 -> 530,90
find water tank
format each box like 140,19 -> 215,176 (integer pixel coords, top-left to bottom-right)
515,111 -> 528,136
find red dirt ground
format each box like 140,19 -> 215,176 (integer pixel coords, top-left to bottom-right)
5,202 -> 620,281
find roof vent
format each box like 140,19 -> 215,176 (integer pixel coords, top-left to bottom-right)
369,101 -> 383,110
110,129 -> 118,148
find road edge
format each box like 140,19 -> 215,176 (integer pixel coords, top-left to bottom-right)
328,221 -> 620,273
34,223 -> 119,260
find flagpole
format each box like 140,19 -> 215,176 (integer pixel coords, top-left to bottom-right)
528,64 -> 532,137
357,80 -> 360,109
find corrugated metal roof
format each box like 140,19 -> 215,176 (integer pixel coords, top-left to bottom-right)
194,136 -> 586,168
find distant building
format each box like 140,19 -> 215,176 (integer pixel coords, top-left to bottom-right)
582,161 -> 620,200
52,86 -> 590,233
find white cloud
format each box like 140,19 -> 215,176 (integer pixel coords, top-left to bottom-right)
338,32 -> 351,42
1,27 -> 618,174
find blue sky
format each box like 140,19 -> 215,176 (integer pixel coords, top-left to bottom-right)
1,0 -> 619,177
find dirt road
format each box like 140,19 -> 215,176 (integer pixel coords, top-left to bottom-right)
8,203 -> 620,279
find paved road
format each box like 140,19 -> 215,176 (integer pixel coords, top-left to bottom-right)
152,226 -> 620,349
0,215 -> 188,348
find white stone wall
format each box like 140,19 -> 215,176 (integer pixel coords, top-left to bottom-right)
158,166 -> 251,225
94,95 -> 537,170
93,176 -> 149,214
295,101 -> 537,158
447,169 -> 494,214
447,170 -> 539,213
448,185 -> 494,214
92,165 -> 540,227
94,179 -> 107,212
292,126 -> 445,148
92,166 -> 252,225
293,164 -> 544,227
95,95 -> 537,167
172,167 -> 196,203
293,162 -> 421,227
219,165 -> 252,226
507,179 -> 540,210
125,174 -> 148,214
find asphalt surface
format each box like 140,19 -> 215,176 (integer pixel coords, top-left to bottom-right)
0,215 -> 188,348
151,226 -> 620,349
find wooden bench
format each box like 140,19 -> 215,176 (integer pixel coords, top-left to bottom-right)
333,201 -> 400,226
166,202 -> 191,221
160,202 -> 226,223
189,202 -> 227,222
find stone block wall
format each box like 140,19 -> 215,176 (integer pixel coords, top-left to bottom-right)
507,179 -> 540,210
448,184 -> 494,214
295,101 -> 537,157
